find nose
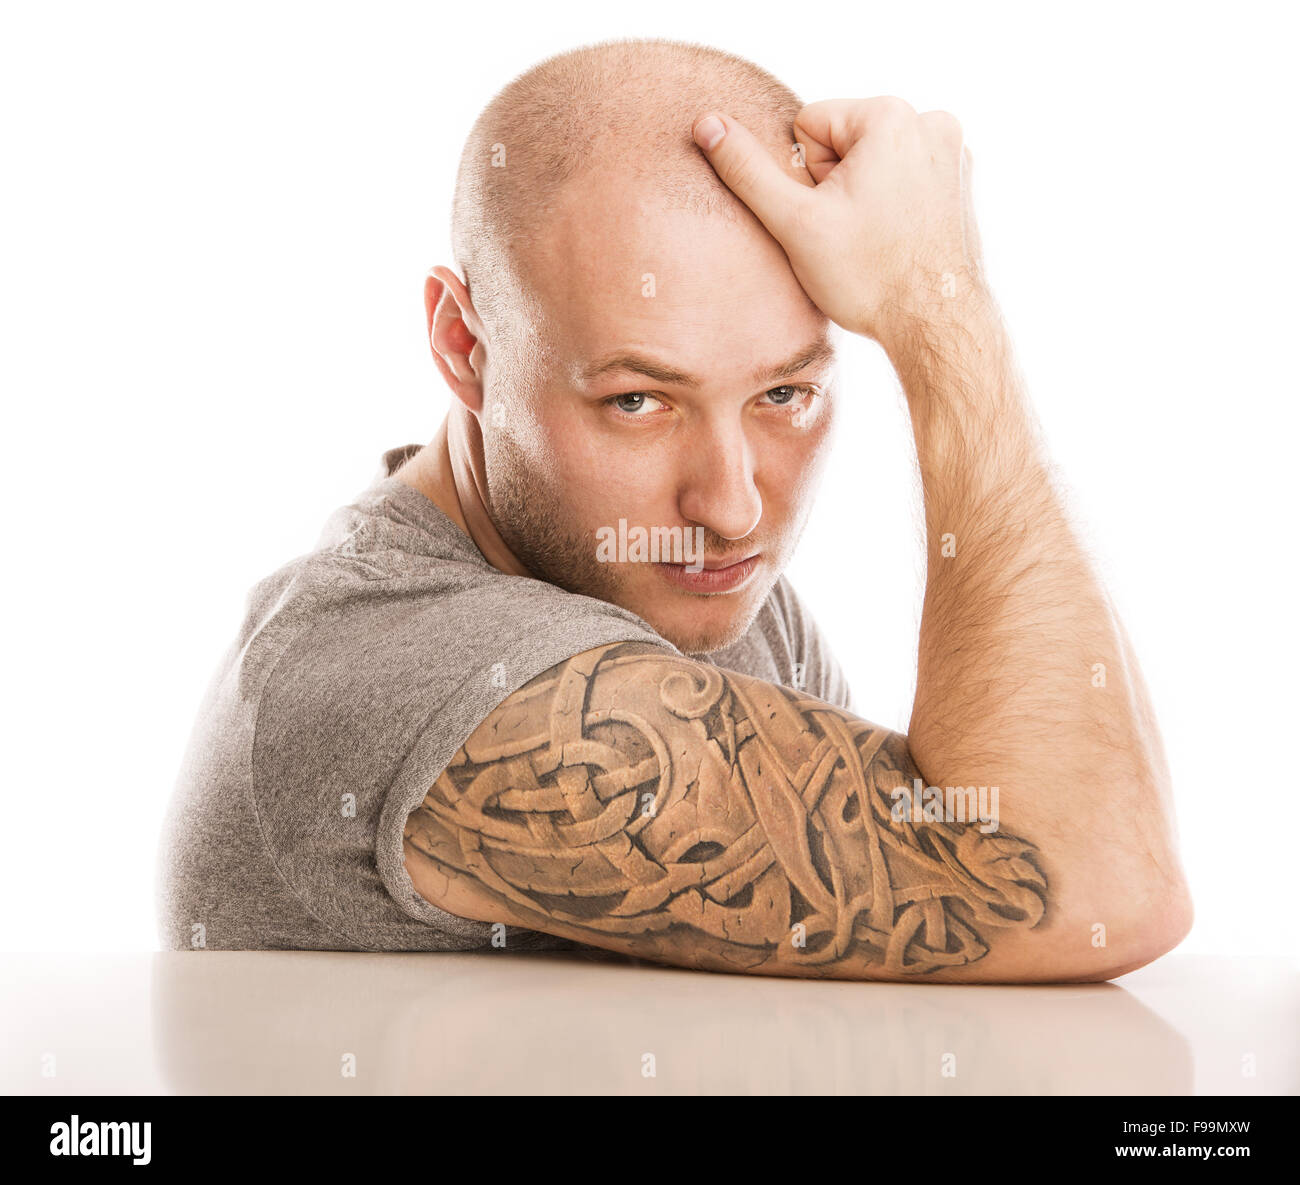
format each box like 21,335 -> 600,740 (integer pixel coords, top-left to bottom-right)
676,417 -> 763,542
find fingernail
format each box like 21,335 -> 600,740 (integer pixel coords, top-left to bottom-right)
694,115 -> 726,151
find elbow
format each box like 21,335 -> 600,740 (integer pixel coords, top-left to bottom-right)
1088,876 -> 1195,981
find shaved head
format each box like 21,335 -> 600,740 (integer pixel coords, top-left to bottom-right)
451,36 -> 804,339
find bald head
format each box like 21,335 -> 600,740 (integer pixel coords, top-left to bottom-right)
450,37 -> 805,337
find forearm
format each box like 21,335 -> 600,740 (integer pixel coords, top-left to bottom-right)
880,290 -> 1187,914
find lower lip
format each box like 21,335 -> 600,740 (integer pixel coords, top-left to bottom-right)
656,555 -> 760,594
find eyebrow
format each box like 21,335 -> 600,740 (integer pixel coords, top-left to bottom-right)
578,333 -> 836,389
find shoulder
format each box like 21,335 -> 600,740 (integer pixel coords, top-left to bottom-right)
766,574 -> 855,712
702,573 -> 851,708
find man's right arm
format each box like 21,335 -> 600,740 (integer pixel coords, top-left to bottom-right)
403,640 -> 1185,982
684,96 -> 1192,974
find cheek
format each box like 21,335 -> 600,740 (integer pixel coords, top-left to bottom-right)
523,414 -> 668,523
763,415 -> 835,505
511,404 -> 588,479
583,450 -> 676,522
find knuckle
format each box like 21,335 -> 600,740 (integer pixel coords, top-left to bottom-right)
869,95 -> 916,122
726,149 -> 763,194
786,190 -> 818,236
922,109 -> 964,142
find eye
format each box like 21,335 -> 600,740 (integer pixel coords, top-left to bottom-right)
761,384 -> 819,411
604,392 -> 666,417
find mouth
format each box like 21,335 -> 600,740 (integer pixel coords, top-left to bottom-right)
655,552 -> 761,594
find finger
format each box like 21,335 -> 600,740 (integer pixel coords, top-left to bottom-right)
692,112 -> 812,242
792,99 -> 868,162
794,95 -> 919,161
786,103 -> 843,182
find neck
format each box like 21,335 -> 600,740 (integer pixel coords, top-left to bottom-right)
394,408 -> 532,578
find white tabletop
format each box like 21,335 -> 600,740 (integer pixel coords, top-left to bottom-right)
3,950 -> 1296,1095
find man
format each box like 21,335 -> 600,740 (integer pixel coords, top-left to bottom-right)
157,37 -> 1192,981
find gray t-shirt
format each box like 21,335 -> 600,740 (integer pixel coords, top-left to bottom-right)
155,445 -> 853,952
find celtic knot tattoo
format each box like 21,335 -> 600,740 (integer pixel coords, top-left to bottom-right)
404,642 -> 1048,975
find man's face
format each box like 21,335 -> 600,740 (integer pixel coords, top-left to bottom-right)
481,178 -> 837,655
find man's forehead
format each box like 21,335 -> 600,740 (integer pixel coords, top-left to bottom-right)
528,191 -> 813,303
524,154 -> 803,276
502,160 -> 832,387
530,178 -> 725,268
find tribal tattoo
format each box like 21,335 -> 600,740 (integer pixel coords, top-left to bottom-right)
404,641 -> 1049,976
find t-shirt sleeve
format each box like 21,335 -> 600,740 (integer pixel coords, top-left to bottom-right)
251,566 -> 677,951
373,586 -> 680,937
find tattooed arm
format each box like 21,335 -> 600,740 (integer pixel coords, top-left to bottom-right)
404,640 -> 1178,982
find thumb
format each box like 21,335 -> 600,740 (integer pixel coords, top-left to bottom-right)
692,112 -> 809,243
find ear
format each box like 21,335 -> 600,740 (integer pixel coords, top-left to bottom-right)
425,266 -> 485,415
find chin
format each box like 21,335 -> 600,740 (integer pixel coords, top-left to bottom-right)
629,588 -> 764,656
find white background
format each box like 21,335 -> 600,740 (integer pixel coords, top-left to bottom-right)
1,0 -> 1295,958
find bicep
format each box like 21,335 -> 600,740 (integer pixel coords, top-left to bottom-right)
403,640 -> 1068,980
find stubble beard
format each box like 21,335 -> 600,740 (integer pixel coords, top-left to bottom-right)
483,431 -> 771,656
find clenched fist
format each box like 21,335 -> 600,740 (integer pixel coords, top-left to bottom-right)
693,97 -> 986,345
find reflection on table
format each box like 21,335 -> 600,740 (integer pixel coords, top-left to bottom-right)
149,947 -> 1191,1094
